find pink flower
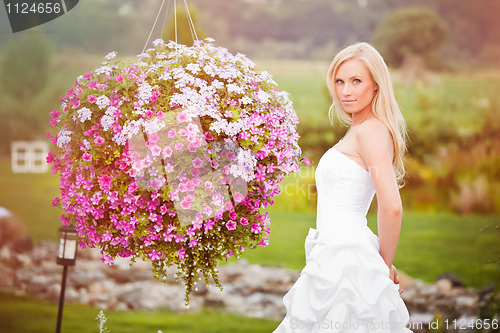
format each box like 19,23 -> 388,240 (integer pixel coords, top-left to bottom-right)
102,231 -> 112,241
155,111 -> 165,120
186,227 -> 195,238
116,75 -> 124,82
188,238 -> 198,247
192,157 -> 203,168
258,236 -> 269,247
180,195 -> 194,209
233,192 -> 245,203
150,91 -> 160,102
90,192 -> 101,205
190,168 -> 200,177
87,95 -> 97,103
267,163 -> 276,173
82,152 -> 92,161
204,132 -> 214,141
176,112 -> 188,122
149,145 -> 161,157
46,151 -> 55,164
94,136 -> 105,145
229,211 -> 238,220
174,142 -> 184,150
240,217 -> 249,225
101,254 -> 114,266
192,218 -> 203,230
163,232 -> 174,242
178,247 -> 185,259
148,250 -> 162,261
145,109 -> 154,117
302,157 -> 311,165
49,109 -> 60,120
251,223 -> 262,234
202,206 -> 212,217
128,182 -> 138,193
224,201 -> 234,211
98,174 -> 113,191
88,80 -> 97,89
51,197 -> 60,207
226,220 -> 236,230
204,219 -> 214,232
168,129 -> 176,138
163,146 -> 173,158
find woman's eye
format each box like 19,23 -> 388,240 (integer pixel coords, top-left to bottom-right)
335,80 -> 343,84
353,79 -> 361,84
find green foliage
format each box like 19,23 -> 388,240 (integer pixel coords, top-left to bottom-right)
372,7 -> 448,67
0,31 -> 53,100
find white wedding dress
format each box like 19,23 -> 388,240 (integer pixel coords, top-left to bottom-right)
274,147 -> 412,332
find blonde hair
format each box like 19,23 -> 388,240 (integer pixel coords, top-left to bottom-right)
326,42 -> 407,185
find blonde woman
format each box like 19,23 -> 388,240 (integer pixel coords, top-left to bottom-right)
274,43 -> 412,332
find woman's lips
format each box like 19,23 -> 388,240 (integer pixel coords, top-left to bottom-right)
342,99 -> 356,105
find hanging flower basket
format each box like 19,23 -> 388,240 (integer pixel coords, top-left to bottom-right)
48,38 -> 306,302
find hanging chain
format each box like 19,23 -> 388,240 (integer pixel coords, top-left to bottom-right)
142,0 -> 199,53
183,0 -> 198,41
142,0 -> 167,53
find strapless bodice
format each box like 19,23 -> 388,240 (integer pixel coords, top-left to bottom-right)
315,147 -> 375,232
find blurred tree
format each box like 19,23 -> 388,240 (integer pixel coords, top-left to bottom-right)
0,31 -> 53,100
372,8 -> 447,68
162,5 -> 206,46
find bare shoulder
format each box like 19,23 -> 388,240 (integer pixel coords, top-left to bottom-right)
355,117 -> 392,149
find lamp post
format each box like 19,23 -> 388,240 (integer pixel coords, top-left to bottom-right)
55,225 -> 78,333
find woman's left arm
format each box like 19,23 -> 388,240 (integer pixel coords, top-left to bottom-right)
357,121 -> 402,277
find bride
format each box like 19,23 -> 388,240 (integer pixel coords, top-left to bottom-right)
274,43 -> 412,332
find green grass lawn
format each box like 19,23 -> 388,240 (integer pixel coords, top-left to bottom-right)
0,292 -> 278,333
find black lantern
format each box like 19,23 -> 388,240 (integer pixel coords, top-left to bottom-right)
57,225 -> 78,266
56,225 -> 78,333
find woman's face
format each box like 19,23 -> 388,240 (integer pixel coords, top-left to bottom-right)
334,58 -> 377,116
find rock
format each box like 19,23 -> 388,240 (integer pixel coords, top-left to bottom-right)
455,295 -> 477,308
13,236 -> 33,253
436,278 -> 454,294
0,239 -> 491,322
436,273 -> 465,288
0,208 -> 29,250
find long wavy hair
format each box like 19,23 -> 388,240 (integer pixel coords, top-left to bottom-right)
326,42 -> 407,185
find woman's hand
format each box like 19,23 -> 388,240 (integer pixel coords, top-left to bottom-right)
390,265 -> 404,295
389,264 -> 399,284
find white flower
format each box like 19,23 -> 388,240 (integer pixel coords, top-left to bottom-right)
77,107 -> 92,122
105,51 -> 117,60
240,96 -> 253,105
153,39 -> 165,47
80,139 -> 91,151
186,63 -> 201,74
257,90 -> 271,103
56,129 -> 73,148
100,114 -> 114,130
95,65 -> 113,76
227,83 -> 245,95
137,82 -> 153,102
96,96 -> 110,110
